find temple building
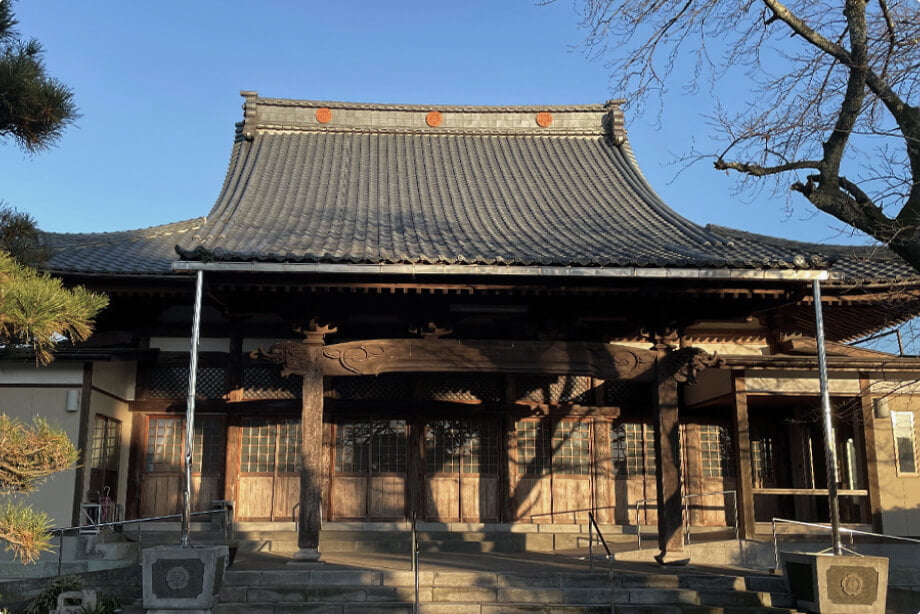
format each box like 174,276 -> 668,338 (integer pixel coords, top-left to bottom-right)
6,92 -> 920,563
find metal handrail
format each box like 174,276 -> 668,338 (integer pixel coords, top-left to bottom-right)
586,511 -> 612,574
635,489 -> 738,550
682,490 -> 739,545
771,517 -> 920,570
50,508 -> 229,576
529,505 -> 616,523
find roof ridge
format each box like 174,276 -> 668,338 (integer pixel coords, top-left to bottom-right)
238,91 -> 625,142
241,91 -> 621,113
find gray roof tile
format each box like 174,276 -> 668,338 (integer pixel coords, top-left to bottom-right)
42,218 -> 204,275
40,93 -> 918,285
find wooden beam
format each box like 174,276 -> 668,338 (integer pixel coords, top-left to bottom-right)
256,338 -> 658,381
858,374 -> 885,532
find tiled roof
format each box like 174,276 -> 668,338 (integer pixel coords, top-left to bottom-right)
172,93 -> 825,270
42,218 -> 204,275
710,226 -> 918,284
40,92 -> 919,285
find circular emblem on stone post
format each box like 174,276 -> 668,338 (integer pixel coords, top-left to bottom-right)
535,112 -> 553,127
165,565 -> 191,590
315,107 -> 332,124
426,111 -> 443,127
840,573 -> 864,596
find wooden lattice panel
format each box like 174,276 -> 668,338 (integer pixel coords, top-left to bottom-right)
516,375 -> 593,404
604,380 -> 651,406
416,373 -> 503,403
331,375 -> 412,400
146,367 -> 226,399
242,366 -> 302,399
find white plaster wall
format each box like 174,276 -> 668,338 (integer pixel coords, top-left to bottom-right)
0,363 -> 83,385
867,394 -> 920,536
92,361 -> 137,401
0,386 -> 81,528
685,369 -> 733,405
743,369 -> 861,395
689,341 -> 768,356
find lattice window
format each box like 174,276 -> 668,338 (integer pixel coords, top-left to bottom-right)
604,380 -> 651,406
277,419 -> 301,473
611,422 -> 656,477
750,426 -> 777,484
91,415 -> 120,473
700,424 -> 735,478
892,411 -> 918,475
89,415 -> 121,497
147,366 -> 226,399
425,418 -> 499,475
516,376 -> 593,404
240,417 -> 301,474
335,419 -> 407,474
241,418 -> 274,473
145,415 -> 224,475
243,366 -> 301,399
516,419 -> 553,475
192,417 -> 225,475
331,375 -> 412,400
417,374 -> 503,403
146,417 -> 182,473
553,420 -> 591,475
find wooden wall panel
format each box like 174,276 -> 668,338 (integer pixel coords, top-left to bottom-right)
461,476 -> 499,522
141,475 -> 180,517
273,476 -> 300,521
238,476 -> 274,520
425,476 -> 460,522
190,476 -> 220,512
369,476 -> 405,519
552,477 -> 591,522
513,476 -> 551,522
330,477 -> 367,520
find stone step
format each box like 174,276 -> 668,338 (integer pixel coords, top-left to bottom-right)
223,569 -> 788,593
213,603 -> 802,614
219,570 -> 798,612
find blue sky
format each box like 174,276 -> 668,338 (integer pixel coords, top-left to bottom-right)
0,0 -> 870,245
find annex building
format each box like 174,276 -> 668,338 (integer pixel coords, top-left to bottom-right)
5,92 -> 920,564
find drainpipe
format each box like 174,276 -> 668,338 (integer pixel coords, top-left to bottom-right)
813,279 -> 843,555
181,270 -> 204,548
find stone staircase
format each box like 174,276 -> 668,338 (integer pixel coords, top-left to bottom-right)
215,567 -> 805,613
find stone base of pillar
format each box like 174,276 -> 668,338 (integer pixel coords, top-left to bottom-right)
654,551 -> 690,566
288,548 -> 323,566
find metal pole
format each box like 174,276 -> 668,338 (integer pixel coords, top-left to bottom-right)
813,280 -> 843,555
181,270 -> 204,548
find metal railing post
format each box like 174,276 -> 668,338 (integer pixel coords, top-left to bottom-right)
813,280 -> 843,555
636,501 -> 642,550
412,512 -> 419,614
772,518 -> 779,571
181,270 -> 205,549
588,513 -> 594,574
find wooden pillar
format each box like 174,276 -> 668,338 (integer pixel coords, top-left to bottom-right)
653,344 -> 685,564
294,356 -> 324,561
731,373 -> 757,539
859,374 -> 884,532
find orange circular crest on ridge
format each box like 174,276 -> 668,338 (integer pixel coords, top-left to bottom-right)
426,111 -> 443,127
315,107 -> 332,124
536,112 -> 553,128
